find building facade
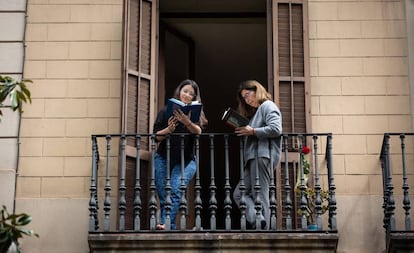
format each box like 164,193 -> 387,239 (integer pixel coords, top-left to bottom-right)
1,0 -> 413,252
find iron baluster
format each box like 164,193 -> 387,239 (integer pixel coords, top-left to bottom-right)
194,135 -> 202,230
239,137 -> 247,230
269,138 -> 277,230
133,134 -> 142,231
149,135 -> 157,231
165,135 -> 172,230
283,135 -> 292,230
298,137 -> 308,229
179,134 -> 187,230
254,144 -> 262,230
118,135 -> 127,231
209,134 -> 217,230
400,134 -> 411,230
103,135 -> 112,231
224,135 -> 232,230
326,134 -> 337,230
381,134 -> 389,231
385,134 -> 396,233
313,135 -> 322,230
89,135 -> 98,231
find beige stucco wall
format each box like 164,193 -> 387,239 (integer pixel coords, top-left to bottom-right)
14,0 -> 123,252
309,0 -> 412,252
18,0 -> 123,196
7,0 -> 412,253
407,0 -> 414,129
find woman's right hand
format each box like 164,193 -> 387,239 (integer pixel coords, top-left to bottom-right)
167,116 -> 178,133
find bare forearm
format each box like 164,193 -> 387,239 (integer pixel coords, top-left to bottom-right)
184,121 -> 202,134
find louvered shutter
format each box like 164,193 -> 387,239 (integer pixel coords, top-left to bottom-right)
271,0 -> 309,229
121,0 -> 156,230
277,1 -> 307,133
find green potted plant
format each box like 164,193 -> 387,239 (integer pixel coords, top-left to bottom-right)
0,205 -> 38,253
297,186 -> 330,228
295,145 -> 330,229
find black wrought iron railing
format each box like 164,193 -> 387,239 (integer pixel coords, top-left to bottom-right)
88,133 -> 337,232
380,133 -> 414,247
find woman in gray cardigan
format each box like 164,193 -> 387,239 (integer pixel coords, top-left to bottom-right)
233,80 -> 282,230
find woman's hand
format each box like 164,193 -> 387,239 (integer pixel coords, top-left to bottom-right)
173,109 -> 202,134
173,109 -> 192,127
167,116 -> 178,133
155,116 -> 178,142
235,125 -> 255,136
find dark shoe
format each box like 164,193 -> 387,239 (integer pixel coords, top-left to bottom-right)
247,221 -> 255,229
261,220 -> 266,230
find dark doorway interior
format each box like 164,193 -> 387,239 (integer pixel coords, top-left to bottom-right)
159,0 -> 267,229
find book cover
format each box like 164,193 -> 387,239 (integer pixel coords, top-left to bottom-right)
221,107 -> 250,128
166,98 -> 203,123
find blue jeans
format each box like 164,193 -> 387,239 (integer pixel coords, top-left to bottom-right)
154,153 -> 196,230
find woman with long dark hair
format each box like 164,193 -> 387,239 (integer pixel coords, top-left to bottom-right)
153,79 -> 207,230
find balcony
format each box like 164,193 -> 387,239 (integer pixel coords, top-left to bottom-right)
380,133 -> 414,253
88,133 -> 339,252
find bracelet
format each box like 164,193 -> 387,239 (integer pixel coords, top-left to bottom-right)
253,128 -> 256,136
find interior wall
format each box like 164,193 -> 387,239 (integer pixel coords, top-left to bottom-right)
163,20 -> 267,133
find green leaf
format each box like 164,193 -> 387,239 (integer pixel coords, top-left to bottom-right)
20,85 -> 32,103
10,90 -> 18,110
16,215 -> 32,226
17,90 -> 28,103
0,75 -> 33,121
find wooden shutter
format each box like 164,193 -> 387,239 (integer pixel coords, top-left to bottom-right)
121,0 -> 157,230
122,0 -> 156,141
273,0 -> 309,134
270,0 -> 309,229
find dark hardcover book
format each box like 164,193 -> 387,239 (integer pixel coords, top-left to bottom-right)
166,98 -> 203,123
221,107 -> 250,128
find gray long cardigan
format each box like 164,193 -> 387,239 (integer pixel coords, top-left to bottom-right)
243,100 -> 282,167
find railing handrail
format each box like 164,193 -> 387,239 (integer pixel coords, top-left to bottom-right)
88,132 -> 337,233
379,133 -> 413,250
91,132 -> 333,138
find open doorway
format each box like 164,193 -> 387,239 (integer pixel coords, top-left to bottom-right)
158,0 -> 267,133
158,0 -> 268,229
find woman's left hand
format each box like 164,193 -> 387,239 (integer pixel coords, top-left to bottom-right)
235,125 -> 255,136
173,109 -> 192,126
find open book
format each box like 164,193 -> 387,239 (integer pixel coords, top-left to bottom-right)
166,98 -> 203,123
221,107 -> 250,128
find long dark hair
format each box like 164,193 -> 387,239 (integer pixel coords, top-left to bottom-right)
173,79 -> 208,127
